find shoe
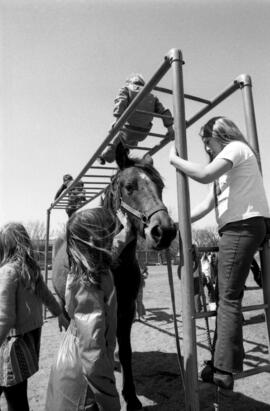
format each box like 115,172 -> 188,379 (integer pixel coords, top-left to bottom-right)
98,156 -> 105,165
213,370 -> 234,390
200,360 -> 214,383
208,302 -> 217,311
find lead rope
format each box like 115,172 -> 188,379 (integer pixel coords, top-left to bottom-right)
196,247 -> 220,411
165,249 -> 187,401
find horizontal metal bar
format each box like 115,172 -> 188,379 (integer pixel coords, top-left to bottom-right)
234,365 -> 270,380
154,86 -> 211,104
126,145 -> 152,151
88,166 -> 117,170
84,174 -> 112,178
83,181 -> 109,185
193,303 -> 268,319
154,85 -> 173,94
84,187 -> 106,190
84,192 -> 104,195
186,81 -> 240,128
136,109 -> 173,121
242,303 -> 268,312
148,132 -> 167,138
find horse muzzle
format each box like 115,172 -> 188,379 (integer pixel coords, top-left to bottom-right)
144,212 -> 177,250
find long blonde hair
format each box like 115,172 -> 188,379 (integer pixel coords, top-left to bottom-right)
66,207 -> 115,287
0,222 -> 42,291
200,116 -> 259,161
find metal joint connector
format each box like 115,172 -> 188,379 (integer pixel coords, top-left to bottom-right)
166,48 -> 185,65
234,73 -> 252,89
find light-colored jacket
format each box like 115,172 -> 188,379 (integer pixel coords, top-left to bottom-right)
45,270 -> 120,411
0,263 -> 61,345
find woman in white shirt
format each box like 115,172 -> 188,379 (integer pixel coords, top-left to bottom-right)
169,116 -> 270,390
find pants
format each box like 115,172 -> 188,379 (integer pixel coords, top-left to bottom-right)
213,217 -> 266,373
0,380 -> 29,411
102,128 -> 149,163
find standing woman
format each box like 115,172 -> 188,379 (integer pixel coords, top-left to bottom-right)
169,116 -> 270,389
0,222 -> 63,411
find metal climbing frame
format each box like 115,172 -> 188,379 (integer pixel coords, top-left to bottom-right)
44,48 -> 270,411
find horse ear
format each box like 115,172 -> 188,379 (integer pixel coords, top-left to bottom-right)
142,153 -> 154,166
115,142 -> 133,170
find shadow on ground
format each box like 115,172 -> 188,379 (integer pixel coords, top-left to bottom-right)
123,351 -> 270,411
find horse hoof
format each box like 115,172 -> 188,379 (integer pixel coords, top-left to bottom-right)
126,396 -> 143,410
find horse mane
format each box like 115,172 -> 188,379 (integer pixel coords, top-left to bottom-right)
103,156 -> 164,214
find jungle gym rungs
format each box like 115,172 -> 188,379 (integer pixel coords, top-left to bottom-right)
136,108 -> 173,121
154,85 -> 211,105
88,166 -> 117,170
126,145 -> 153,151
194,303 -> 268,319
83,181 -> 109,185
84,174 -> 112,178
148,131 -> 168,138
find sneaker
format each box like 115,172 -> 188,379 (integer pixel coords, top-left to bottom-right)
213,370 -> 234,390
200,360 -> 214,383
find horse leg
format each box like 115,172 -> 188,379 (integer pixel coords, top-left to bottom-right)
117,301 -> 142,410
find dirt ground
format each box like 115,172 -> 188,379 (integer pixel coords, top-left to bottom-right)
1,265 -> 270,411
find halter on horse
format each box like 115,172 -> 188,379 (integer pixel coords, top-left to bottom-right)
52,143 -> 176,410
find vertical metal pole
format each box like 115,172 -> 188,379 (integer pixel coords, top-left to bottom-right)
237,73 -> 270,351
43,209 -> 51,319
169,48 -> 199,411
236,74 -> 261,171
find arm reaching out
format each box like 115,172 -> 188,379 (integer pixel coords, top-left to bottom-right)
191,189 -> 215,223
169,144 -> 232,184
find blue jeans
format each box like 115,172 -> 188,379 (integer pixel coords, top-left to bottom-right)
214,217 -> 266,373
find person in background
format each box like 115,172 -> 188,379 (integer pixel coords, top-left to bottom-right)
66,180 -> 87,218
0,222 -> 64,411
45,208 -> 135,411
99,73 -> 175,164
54,174 -> 73,200
169,116 -> 269,390
200,252 -> 216,310
136,264 -> 148,321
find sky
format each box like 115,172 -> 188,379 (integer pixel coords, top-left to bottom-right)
1,0 -> 270,233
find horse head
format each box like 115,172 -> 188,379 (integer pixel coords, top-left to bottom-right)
104,143 -> 176,250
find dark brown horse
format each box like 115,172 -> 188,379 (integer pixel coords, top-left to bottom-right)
52,144 -> 177,410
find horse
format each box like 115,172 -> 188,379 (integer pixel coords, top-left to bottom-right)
52,143 -> 177,410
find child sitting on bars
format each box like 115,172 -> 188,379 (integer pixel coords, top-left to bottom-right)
99,73 -> 174,164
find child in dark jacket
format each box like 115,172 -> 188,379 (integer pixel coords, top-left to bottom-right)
55,175 -> 87,218
54,174 -> 73,200
99,73 -> 174,164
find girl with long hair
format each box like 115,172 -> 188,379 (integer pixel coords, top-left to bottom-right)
46,207 -> 134,411
169,116 -> 270,390
0,222 -> 62,411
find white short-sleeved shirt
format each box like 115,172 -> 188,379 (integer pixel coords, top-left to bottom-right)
214,141 -> 270,229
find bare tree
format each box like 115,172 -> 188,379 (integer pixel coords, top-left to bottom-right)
192,226 -> 219,248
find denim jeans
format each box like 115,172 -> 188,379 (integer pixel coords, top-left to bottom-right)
214,217 -> 266,373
